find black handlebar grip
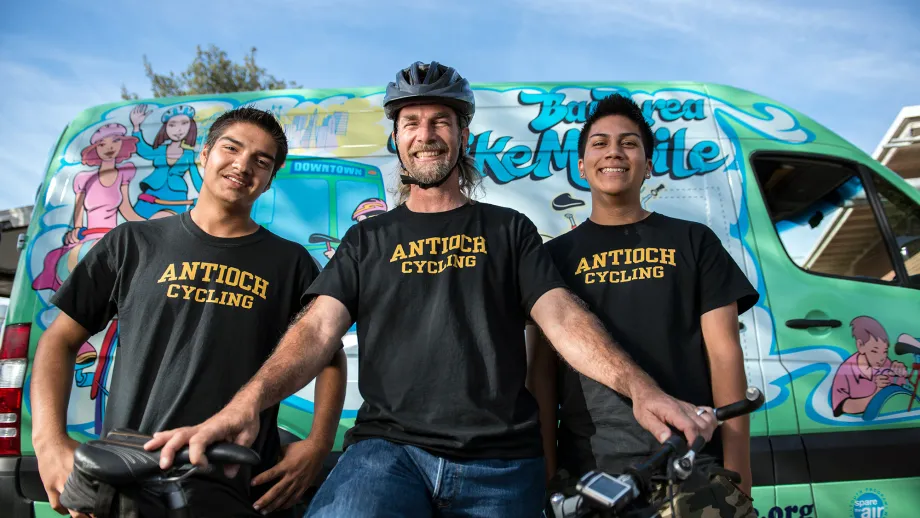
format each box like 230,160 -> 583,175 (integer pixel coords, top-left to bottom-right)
174,443 -> 261,467
688,434 -> 706,454
714,387 -> 765,421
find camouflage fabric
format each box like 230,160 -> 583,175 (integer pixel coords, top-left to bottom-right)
653,474 -> 756,518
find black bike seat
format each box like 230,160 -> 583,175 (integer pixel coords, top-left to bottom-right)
72,428 -> 261,486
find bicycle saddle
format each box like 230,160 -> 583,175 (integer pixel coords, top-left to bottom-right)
72,428 -> 261,486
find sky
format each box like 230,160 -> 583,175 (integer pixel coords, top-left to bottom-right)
1,0 -> 918,210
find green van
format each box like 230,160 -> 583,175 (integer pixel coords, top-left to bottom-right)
2,82 -> 918,517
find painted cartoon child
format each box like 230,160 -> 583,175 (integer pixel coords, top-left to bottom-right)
130,103 -> 203,219
832,316 -> 909,416
323,197 -> 388,259
32,123 -> 144,292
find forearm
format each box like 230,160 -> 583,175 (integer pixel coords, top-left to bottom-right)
72,195 -> 85,228
307,348 -> 347,449
703,304 -> 751,488
536,289 -> 657,399
715,350 -> 751,484
31,337 -> 79,447
526,325 -> 559,479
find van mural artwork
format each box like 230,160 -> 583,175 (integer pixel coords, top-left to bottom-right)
23,85 -> 919,443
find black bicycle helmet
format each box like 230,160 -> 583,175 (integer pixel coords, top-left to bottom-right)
383,61 -> 475,127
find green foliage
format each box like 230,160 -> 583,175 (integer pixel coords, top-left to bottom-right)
121,45 -> 300,100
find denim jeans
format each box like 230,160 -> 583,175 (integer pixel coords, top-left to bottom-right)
305,438 -> 546,517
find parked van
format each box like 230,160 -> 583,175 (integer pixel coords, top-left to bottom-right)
2,82 -> 918,517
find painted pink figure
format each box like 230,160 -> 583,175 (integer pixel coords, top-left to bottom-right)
832,316 -> 909,416
32,123 -> 143,291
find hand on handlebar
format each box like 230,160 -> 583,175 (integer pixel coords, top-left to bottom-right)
144,404 -> 260,478
631,385 -> 717,446
35,436 -> 91,517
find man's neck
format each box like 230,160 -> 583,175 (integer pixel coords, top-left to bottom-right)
589,191 -> 650,226
189,195 -> 259,238
404,170 -> 467,213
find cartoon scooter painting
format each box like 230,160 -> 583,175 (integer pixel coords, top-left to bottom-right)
310,233 -> 342,260
552,193 -> 585,230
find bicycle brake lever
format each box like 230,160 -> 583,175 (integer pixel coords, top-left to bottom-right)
550,493 -> 566,518
671,434 -> 705,481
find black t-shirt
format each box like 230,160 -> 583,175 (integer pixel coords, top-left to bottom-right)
544,212 -> 759,476
304,201 -> 567,459
51,212 -> 318,505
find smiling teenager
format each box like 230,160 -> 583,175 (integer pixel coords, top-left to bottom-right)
31,106 -> 347,517
529,94 -> 760,518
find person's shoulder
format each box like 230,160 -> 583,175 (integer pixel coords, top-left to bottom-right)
259,228 -> 318,266
111,216 -> 176,239
649,213 -> 720,243
474,201 -> 527,220
648,212 -> 700,232
473,202 -> 543,233
261,231 -> 320,276
545,225 -> 583,252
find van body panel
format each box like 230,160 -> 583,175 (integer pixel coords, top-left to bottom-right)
4,81 -> 918,514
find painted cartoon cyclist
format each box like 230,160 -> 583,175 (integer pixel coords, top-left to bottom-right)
130,103 -> 203,219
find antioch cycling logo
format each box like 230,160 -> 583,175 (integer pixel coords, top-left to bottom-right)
574,247 -> 677,285
390,234 -> 488,274
157,261 -> 269,309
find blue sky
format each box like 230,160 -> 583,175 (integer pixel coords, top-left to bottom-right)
1,0 -> 918,210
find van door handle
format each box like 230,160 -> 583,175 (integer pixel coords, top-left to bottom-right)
785,319 -> 842,329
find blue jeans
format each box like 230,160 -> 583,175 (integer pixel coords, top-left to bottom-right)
305,438 -> 546,517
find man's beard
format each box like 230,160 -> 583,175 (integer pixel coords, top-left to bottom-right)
403,144 -> 455,184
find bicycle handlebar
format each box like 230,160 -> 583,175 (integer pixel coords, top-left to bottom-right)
550,387 -> 765,518
73,428 -> 260,487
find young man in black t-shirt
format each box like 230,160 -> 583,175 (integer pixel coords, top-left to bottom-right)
148,62 -> 718,517
31,107 -> 347,517
530,94 -> 760,516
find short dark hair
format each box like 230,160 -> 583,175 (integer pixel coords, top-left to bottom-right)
578,94 -> 654,161
204,106 -> 289,176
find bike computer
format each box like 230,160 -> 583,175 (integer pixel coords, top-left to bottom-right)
575,470 -> 633,510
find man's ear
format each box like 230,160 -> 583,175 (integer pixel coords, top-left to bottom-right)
199,146 -> 209,166
578,158 -> 585,179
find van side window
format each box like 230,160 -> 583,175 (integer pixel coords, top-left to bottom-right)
753,156 -> 903,283
870,173 -> 920,286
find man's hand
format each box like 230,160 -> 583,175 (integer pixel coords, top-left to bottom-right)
251,437 -> 330,514
36,435 -> 90,517
631,384 -> 717,445
144,403 -> 260,477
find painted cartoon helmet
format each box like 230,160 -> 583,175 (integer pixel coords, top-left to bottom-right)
161,104 -> 196,123
383,61 -> 475,127
90,123 -> 130,144
352,198 -> 387,220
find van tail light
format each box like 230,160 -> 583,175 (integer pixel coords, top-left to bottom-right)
0,323 -> 30,456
